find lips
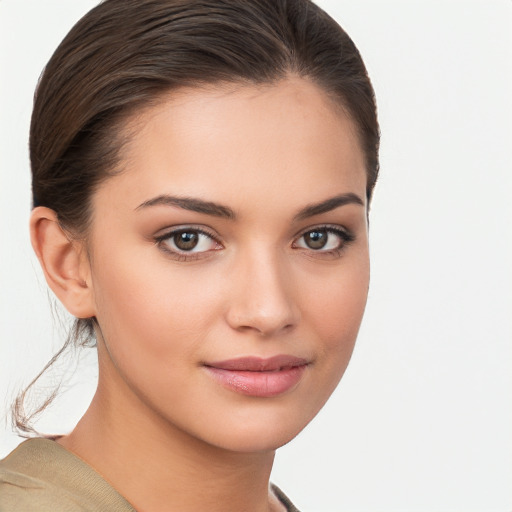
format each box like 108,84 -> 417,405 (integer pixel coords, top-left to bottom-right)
203,355 -> 309,397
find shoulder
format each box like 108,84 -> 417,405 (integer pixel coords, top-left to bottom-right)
0,438 -> 134,512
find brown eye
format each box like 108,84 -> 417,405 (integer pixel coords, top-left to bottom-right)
157,228 -> 221,255
303,230 -> 328,249
294,226 -> 354,253
174,231 -> 199,251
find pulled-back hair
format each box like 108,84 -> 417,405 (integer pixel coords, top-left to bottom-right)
16,0 -> 379,435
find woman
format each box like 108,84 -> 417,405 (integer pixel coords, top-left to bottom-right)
0,0 -> 379,510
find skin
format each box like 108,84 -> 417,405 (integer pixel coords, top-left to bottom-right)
31,77 -> 370,512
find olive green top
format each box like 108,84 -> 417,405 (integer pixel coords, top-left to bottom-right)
0,438 -> 299,511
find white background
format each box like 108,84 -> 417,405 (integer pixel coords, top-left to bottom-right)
1,1 -> 511,511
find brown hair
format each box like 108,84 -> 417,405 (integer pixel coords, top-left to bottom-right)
15,0 -> 379,434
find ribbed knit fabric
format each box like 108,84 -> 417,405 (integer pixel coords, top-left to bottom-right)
0,438 -> 299,511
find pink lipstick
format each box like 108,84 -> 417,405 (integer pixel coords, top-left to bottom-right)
204,355 -> 309,397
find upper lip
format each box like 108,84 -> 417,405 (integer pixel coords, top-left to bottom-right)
205,355 -> 309,372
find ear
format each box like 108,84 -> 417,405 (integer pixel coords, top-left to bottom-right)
30,207 -> 96,319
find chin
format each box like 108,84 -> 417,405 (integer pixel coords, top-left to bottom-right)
204,424 -> 303,454
178,396 -> 326,454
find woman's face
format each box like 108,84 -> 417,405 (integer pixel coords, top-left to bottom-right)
85,77 -> 369,452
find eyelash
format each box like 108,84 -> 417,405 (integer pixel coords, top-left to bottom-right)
292,225 -> 355,258
154,224 -> 355,261
154,226 -> 222,262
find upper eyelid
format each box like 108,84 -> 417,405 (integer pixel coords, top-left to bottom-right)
154,226 -> 222,259
154,224 -> 220,240
153,223 -> 353,244
292,223 -> 352,239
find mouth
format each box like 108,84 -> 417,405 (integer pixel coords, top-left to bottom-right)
203,355 -> 310,397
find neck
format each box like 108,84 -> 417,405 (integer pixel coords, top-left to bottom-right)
58,348 -> 282,512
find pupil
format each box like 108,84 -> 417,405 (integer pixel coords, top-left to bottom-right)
174,232 -> 198,251
306,230 -> 327,249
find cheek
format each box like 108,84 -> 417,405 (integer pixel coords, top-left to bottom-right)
304,257 -> 370,377
90,248 -> 220,365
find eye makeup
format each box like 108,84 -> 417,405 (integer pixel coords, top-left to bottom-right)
153,222 -> 356,263
154,225 -> 223,262
292,224 -> 356,259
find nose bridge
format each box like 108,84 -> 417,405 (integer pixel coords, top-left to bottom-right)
226,243 -> 299,336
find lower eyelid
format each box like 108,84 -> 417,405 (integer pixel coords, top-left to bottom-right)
164,232 -> 219,250
293,227 -> 354,248
155,225 -> 354,259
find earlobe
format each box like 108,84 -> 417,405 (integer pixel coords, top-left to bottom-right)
30,207 -> 96,319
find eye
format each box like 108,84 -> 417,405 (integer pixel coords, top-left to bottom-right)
293,226 -> 354,252
155,227 -> 221,256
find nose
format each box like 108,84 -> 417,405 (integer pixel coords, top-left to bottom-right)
225,250 -> 300,337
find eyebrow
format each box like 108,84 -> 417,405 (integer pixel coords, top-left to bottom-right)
293,193 -> 364,221
135,192 -> 364,220
136,195 -> 235,219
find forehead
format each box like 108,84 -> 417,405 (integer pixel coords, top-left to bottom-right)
97,77 -> 367,216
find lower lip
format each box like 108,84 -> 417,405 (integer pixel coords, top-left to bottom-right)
204,365 -> 307,397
